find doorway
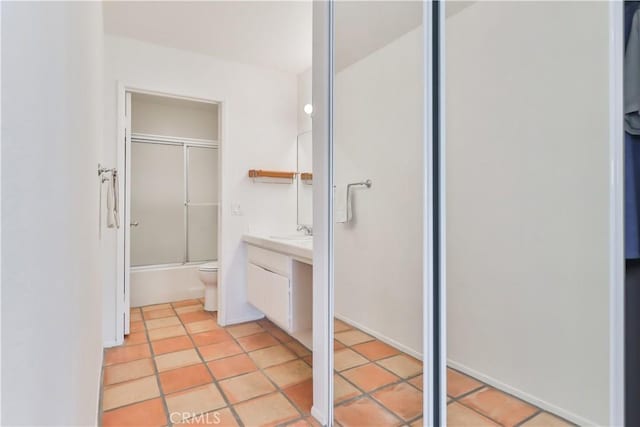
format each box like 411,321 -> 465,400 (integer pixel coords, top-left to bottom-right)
116,88 -> 221,340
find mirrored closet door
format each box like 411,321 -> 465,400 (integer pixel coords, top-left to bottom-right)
444,2 -> 617,426
330,2 -> 426,425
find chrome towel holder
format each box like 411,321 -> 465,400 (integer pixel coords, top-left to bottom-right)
344,179 -> 372,222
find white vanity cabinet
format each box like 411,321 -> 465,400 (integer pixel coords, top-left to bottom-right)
246,242 -> 313,348
247,246 -> 293,329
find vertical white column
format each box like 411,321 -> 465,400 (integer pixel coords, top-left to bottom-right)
311,0 -> 333,425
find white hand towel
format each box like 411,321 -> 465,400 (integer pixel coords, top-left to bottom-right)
334,185 -> 351,224
112,171 -> 120,229
106,171 -> 120,229
106,175 -> 115,229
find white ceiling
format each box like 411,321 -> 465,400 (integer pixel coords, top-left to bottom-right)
103,1 -> 474,76
103,1 -> 313,74
334,1 -> 474,70
334,1 -> 421,71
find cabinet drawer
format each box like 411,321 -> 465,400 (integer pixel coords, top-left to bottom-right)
247,262 -> 291,330
248,245 -> 291,278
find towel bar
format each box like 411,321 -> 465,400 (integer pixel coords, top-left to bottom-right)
342,179 -> 372,223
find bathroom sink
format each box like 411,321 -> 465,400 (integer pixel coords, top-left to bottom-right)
270,234 -> 313,241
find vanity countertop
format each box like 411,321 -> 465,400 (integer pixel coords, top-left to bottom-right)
243,233 -> 313,264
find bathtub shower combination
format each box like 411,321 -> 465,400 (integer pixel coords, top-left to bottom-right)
128,92 -> 220,310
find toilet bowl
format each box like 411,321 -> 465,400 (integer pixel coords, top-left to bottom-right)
198,261 -> 218,312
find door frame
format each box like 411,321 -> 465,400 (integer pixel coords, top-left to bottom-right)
426,2 -> 447,424
609,1 -> 624,425
114,82 -> 224,344
310,2 -> 334,423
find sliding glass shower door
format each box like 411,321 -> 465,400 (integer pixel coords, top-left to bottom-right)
130,140 -> 218,267
130,142 -> 184,266
186,146 -> 219,262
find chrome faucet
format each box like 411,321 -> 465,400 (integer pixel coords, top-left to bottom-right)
297,224 -> 313,236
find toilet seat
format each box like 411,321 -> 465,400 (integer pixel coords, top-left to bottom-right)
199,261 -> 219,272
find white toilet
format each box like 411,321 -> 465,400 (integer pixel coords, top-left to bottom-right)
198,261 -> 218,312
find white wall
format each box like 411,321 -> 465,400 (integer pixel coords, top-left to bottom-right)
131,93 -> 219,141
1,2 -> 104,424
446,2 -> 611,424
102,35 -> 298,344
334,27 -> 423,356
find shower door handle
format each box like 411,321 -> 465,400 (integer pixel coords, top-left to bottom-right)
130,221 -> 139,227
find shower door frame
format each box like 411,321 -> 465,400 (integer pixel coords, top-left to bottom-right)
128,134 -> 220,268
114,83 -> 224,344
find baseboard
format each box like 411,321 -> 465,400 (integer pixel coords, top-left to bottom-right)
310,406 -> 327,426
222,313 -> 264,327
334,313 -> 423,360
447,359 -> 594,426
102,339 -> 122,348
95,348 -> 104,426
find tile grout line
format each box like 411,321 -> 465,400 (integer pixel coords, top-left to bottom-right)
514,409 -> 544,427
101,303 -> 212,424
171,301 -> 246,427
244,320 -> 321,424
335,320 -> 573,427
447,384 -> 487,403
107,307 -> 571,427
110,313 -> 502,427
147,324 -> 309,391
143,304 -> 176,427
110,311 -> 420,426
333,351 -> 419,423
106,306 -> 503,427
333,384 -> 405,426
447,366 -> 553,427
179,301 -> 312,424
335,365 -> 421,422
449,394 -> 507,426
445,374 -> 564,426
99,307 -> 173,424
150,301 -> 245,425
333,330 -> 424,425
335,334 -> 425,386
227,321 -> 316,424
447,366 -> 576,427
100,314 -> 158,409
229,323 -> 310,423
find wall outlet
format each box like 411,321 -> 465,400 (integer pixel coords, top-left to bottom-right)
232,203 -> 243,216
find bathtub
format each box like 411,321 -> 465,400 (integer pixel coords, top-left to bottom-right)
130,263 -> 214,308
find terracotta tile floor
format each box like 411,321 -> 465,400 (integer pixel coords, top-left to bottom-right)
100,299 -> 319,427
101,300 -> 574,426
332,318 -> 576,427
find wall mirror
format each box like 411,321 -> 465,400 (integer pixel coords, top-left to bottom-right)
297,130 -> 313,227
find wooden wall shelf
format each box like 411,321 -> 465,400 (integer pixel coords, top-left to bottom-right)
248,169 -> 296,180
300,172 -> 313,185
